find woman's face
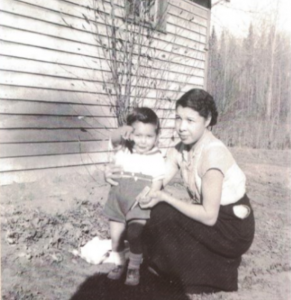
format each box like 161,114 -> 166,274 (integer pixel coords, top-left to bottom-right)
175,106 -> 210,145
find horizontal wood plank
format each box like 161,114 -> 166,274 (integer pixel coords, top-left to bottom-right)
0,140 -> 108,158
0,137 -> 177,158
0,163 -> 104,185
0,85 -> 198,106
0,84 -> 110,105
0,151 -> 109,172
0,128 -> 175,143
0,115 -> 118,129
0,100 -> 176,118
0,115 -> 175,129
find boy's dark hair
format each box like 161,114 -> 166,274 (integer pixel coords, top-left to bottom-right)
176,89 -> 218,126
126,107 -> 160,134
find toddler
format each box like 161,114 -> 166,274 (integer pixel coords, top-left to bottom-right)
103,107 -> 165,286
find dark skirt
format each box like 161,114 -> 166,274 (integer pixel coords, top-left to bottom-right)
143,194 -> 255,294
103,177 -> 151,223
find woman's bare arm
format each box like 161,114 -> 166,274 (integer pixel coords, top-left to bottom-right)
162,147 -> 180,187
141,169 -> 223,226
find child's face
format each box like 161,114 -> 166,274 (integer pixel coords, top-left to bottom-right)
175,106 -> 210,145
131,121 -> 158,154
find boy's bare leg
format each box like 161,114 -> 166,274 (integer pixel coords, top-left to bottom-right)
110,220 -> 126,252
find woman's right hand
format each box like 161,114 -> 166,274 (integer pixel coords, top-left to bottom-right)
104,164 -> 123,186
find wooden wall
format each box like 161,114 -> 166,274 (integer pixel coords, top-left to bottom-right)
0,0 -> 210,184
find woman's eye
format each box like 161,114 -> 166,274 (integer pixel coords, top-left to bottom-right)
188,119 -> 195,123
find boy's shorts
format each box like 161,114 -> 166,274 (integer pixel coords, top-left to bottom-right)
103,177 -> 151,223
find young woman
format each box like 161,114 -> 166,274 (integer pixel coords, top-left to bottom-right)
105,89 -> 255,293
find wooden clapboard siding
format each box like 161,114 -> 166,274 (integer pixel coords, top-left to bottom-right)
0,115 -> 175,129
0,137 -> 175,158
0,5 -> 207,54
1,0 -> 207,64
0,55 -> 204,86
0,41 -> 206,77
0,115 -> 118,129
0,128 -> 174,144
0,0 -> 211,184
0,152 -> 109,172
0,84 -> 182,107
0,71 -> 201,96
0,100 -> 176,120
0,141 -> 109,158
0,24 -> 206,72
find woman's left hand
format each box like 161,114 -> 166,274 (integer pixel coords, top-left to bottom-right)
139,191 -> 169,208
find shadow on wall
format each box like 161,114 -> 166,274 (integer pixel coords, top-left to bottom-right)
70,264 -> 189,300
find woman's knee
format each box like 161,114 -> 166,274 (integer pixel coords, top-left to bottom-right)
151,203 -> 181,223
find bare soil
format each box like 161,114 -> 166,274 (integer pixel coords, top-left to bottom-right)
1,148 -> 291,300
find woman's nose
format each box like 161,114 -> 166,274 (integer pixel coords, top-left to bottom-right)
178,120 -> 187,131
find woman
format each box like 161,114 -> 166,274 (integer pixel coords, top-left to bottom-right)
105,89 -> 255,294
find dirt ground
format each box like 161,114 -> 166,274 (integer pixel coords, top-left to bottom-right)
1,148 -> 291,300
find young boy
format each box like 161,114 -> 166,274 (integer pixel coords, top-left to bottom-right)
103,107 -> 165,286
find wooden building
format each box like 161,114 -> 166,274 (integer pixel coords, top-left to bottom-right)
0,0 -> 211,185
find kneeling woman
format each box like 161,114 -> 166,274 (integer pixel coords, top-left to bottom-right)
140,89 -> 255,294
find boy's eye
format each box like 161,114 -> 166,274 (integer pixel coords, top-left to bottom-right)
187,119 -> 195,123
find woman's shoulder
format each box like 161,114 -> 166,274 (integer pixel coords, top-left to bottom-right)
199,133 -> 235,175
203,133 -> 231,155
165,142 -> 184,164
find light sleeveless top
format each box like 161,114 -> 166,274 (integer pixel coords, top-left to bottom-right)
166,130 -> 246,205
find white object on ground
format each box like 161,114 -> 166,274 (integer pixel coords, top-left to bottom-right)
72,236 -> 129,265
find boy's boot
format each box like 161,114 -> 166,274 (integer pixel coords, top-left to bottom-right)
125,252 -> 143,286
107,250 -> 127,280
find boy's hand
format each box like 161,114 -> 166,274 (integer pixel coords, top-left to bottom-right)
120,125 -> 134,141
104,164 -> 123,186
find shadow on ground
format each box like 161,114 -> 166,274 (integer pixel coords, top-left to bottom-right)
70,264 -> 189,300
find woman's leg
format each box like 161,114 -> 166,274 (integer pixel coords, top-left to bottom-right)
144,203 -> 248,293
125,220 -> 146,285
107,220 -> 127,280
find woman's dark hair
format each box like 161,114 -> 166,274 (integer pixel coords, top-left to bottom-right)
176,89 -> 218,126
126,107 -> 160,134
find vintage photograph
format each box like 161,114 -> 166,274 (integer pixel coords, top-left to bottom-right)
0,0 -> 290,299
